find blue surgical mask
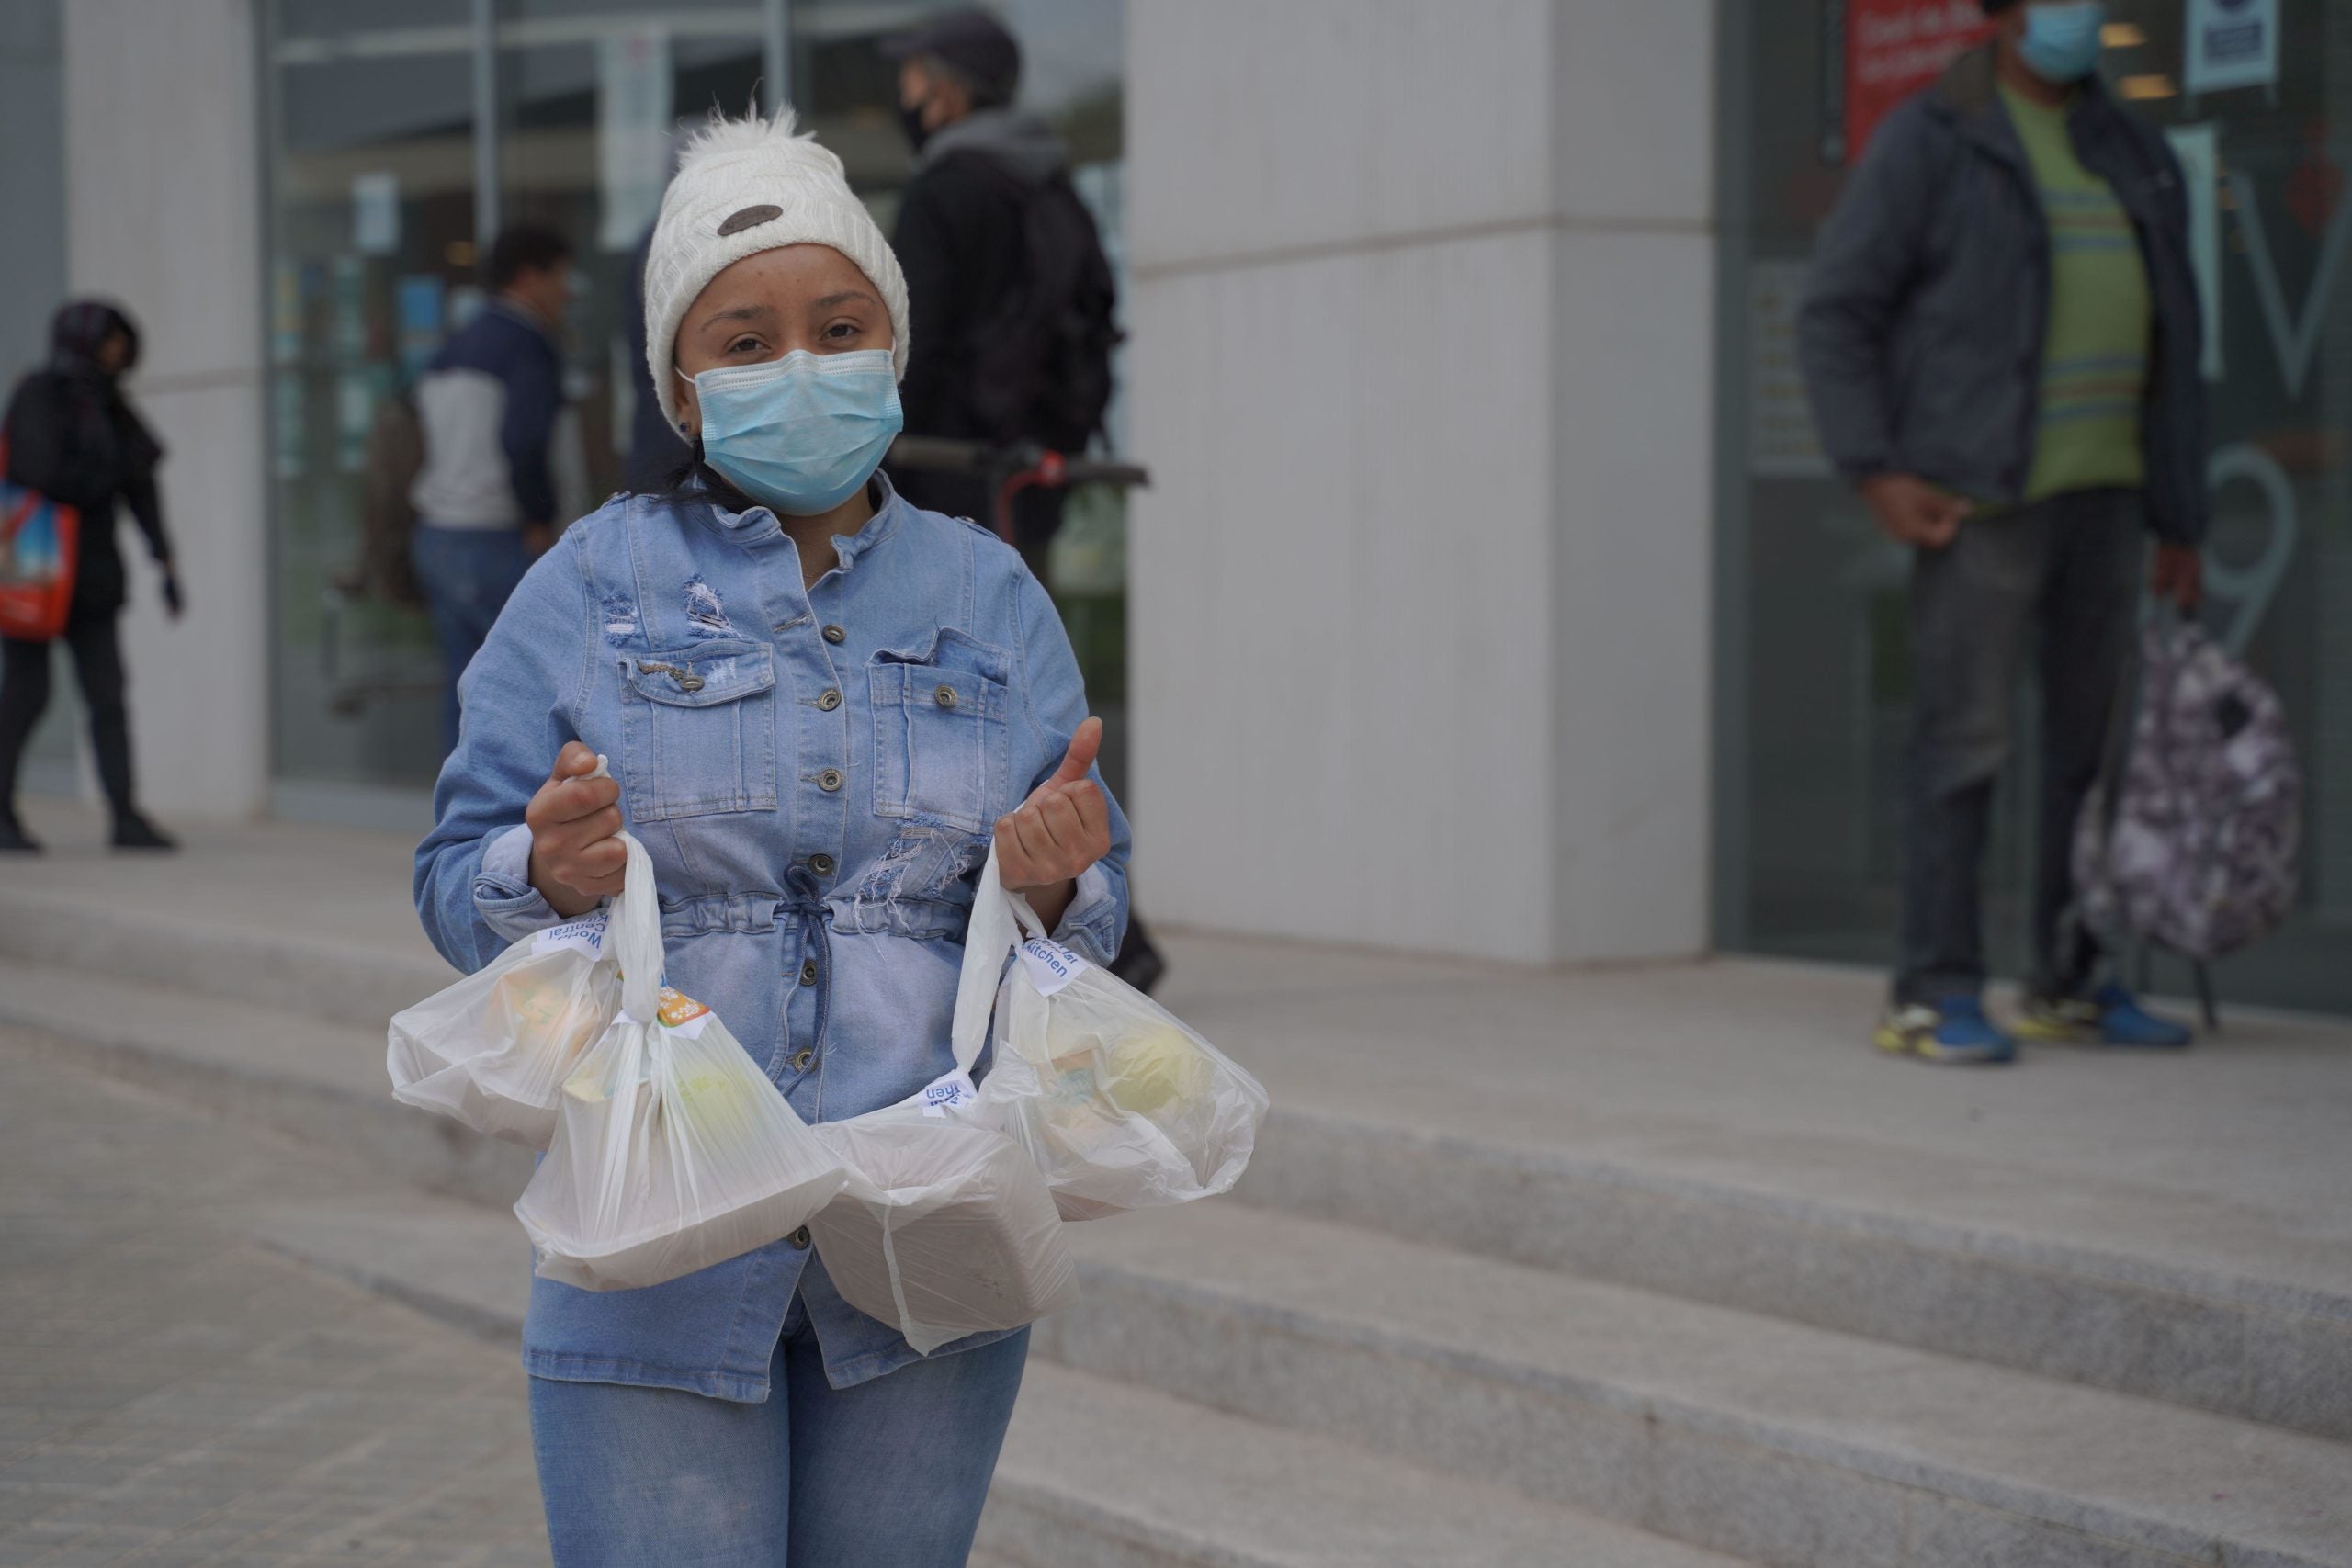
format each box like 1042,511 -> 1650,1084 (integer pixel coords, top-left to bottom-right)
2019,1 -> 2107,85
689,349 -> 903,516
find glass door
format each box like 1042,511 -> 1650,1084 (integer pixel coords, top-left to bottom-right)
264,0 -> 480,799
1716,0 -> 2352,1013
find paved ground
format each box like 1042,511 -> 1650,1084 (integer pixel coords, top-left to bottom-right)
0,1030 -> 551,1568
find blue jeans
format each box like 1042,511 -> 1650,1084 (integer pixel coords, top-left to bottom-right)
529,1297 -> 1029,1567
412,524 -> 530,752
1896,488 -> 2143,1006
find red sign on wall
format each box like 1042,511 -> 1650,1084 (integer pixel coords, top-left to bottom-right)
1843,0 -> 1991,163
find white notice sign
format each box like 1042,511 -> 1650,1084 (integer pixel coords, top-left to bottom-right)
2184,0 -> 2278,96
353,171 -> 399,255
598,27 -> 673,250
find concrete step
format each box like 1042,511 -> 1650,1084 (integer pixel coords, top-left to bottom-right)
248,1145 -> 2352,1568
243,1190 -> 531,1343
9,899 -> 2351,1445
1041,1201 -> 2352,1568
1239,1100 -> 2352,1444
0,846 -> 451,1032
0,956 -> 534,1208
984,1366 -> 1755,1568
248,1190 -> 1749,1568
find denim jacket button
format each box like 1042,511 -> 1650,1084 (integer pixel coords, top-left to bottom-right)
799,958 -> 820,986
788,1226 -> 812,1249
791,1048 -> 816,1071
818,768 -> 843,793
818,687 -> 842,711
821,624 -> 846,645
934,684 -> 958,709
808,853 -> 837,876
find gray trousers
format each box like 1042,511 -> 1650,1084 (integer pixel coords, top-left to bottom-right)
1895,488 -> 2144,1006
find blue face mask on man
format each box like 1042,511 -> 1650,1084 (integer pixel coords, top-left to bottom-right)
688,348 -> 903,516
2018,1 -> 2107,85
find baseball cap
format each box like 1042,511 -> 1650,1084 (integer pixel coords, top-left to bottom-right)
880,8 -> 1022,105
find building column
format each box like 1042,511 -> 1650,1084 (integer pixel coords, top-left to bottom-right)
62,0 -> 268,822
1125,0 -> 1715,963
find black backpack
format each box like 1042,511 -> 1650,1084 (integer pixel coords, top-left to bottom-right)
962,166 -> 1122,453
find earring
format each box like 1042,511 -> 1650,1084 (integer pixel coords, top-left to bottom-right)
678,420 -> 690,434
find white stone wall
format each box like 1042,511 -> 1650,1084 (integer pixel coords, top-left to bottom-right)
0,0 -> 64,389
1125,0 -> 1715,963
62,0 -> 268,821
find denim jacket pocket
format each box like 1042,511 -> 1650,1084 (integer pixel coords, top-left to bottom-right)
868,628 -> 1012,834
619,640 -> 780,821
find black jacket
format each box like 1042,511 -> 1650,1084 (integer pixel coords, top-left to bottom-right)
4,303 -> 170,615
621,220 -> 692,491
891,108 -> 1072,444
1798,49 -> 2208,545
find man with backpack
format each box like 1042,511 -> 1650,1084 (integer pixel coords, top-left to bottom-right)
882,8 -> 1119,590
883,11 -> 1164,996
1800,1 -> 2202,1063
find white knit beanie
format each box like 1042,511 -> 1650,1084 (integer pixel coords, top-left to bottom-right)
643,108 -> 910,430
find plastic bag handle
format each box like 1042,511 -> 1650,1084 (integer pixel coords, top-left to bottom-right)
948,842 -> 1022,1071
609,831 -> 662,1021
1005,890 -> 1050,943
578,753 -> 654,999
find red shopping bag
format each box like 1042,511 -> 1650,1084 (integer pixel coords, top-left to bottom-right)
0,439 -> 78,641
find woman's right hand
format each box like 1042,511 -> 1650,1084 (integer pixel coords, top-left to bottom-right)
526,742 -> 625,918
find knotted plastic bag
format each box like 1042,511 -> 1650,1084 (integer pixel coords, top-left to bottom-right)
388,913 -> 617,1150
805,848 -> 1077,1353
514,833 -> 847,1291
978,870 -> 1268,1221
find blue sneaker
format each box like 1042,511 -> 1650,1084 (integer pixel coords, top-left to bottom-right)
2016,983 -> 2193,1049
1873,996 -> 2018,1065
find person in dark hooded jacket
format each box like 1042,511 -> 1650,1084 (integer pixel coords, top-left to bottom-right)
882,12 -> 1165,997
882,8 -> 1116,583
0,299 -> 180,852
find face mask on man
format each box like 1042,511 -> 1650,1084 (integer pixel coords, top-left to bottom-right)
897,90 -> 934,153
2019,1 -> 2107,85
685,349 -> 903,516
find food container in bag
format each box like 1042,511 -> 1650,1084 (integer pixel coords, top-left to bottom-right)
807,1116 -> 1076,1354
979,882 -> 1268,1222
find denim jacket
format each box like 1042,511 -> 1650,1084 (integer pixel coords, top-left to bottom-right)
414,473 -> 1130,1400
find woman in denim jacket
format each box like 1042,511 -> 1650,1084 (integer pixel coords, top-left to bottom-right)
413,111 -> 1130,1566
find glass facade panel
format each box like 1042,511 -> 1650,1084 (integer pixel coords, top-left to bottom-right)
1718,0 -> 2352,1013
264,0 -> 477,790
0,0 -> 75,784
261,0 -> 1126,803
493,6 -> 769,515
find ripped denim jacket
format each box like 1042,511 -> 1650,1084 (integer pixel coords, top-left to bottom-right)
414,475 -> 1131,1400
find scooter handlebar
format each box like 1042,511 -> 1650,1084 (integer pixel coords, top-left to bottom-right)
886,434 -> 1149,491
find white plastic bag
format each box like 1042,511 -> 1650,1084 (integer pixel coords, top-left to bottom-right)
805,849 -> 1078,1353
514,833 -> 847,1292
389,755 -> 624,1150
388,915 -> 617,1150
979,872 -> 1269,1221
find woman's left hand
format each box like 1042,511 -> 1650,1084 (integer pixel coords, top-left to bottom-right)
996,717 -> 1112,907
